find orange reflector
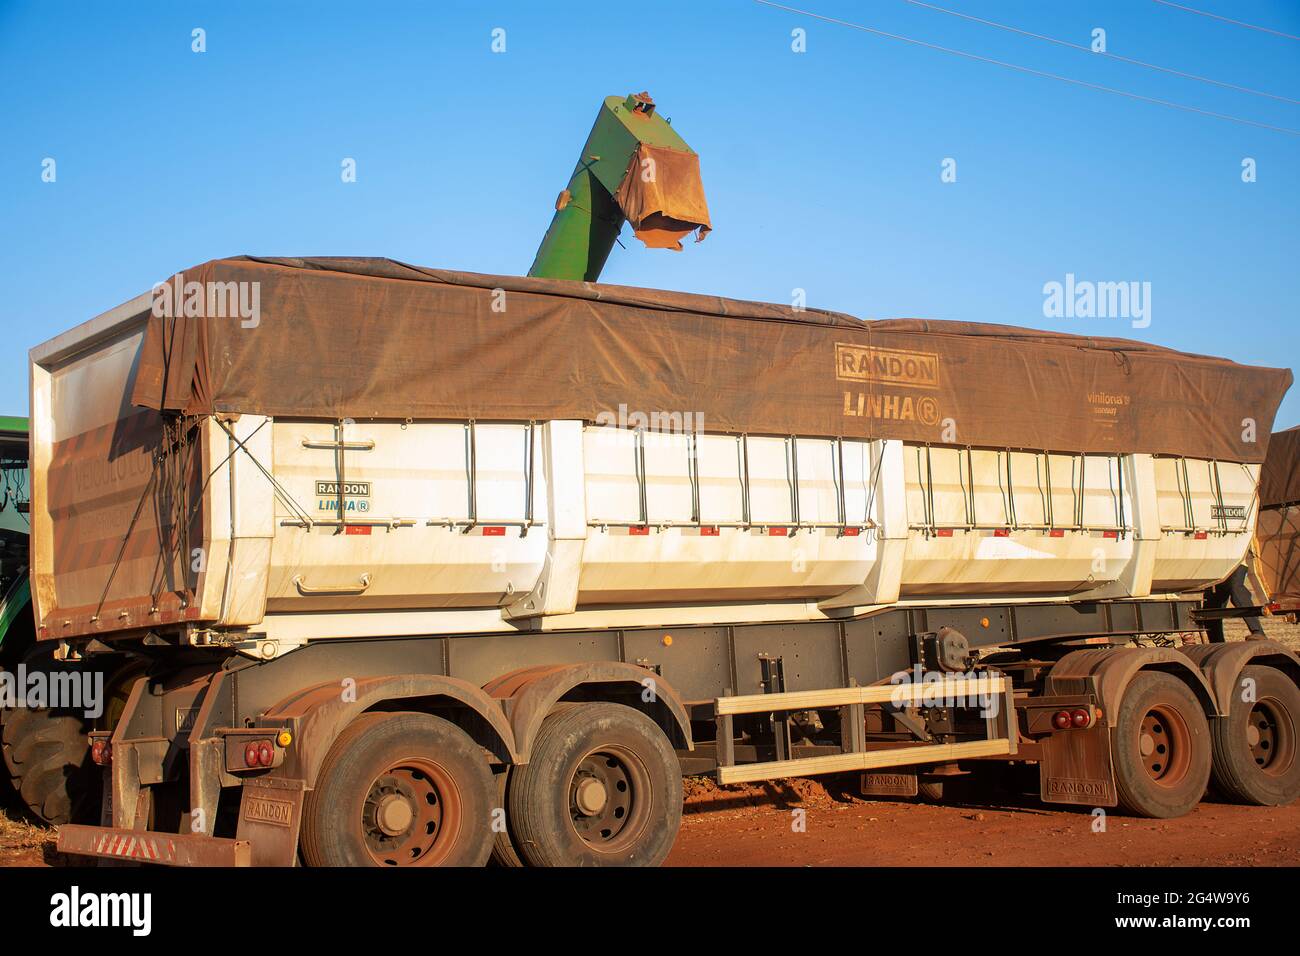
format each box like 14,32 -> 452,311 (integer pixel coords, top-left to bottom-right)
768,527 -> 787,536
344,525 -> 371,536
662,634 -> 673,647
1194,531 -> 1208,540
701,526 -> 720,536
993,528 -> 1010,537
483,526 -> 506,536
843,527 -> 861,537
1102,531 -> 1119,539
936,528 -> 953,537
629,526 -> 650,536
1048,529 -> 1065,538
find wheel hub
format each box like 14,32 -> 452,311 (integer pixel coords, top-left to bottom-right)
1138,706 -> 1190,787
568,750 -> 639,849
574,776 -> 609,816
1248,703 -> 1279,769
375,793 -> 415,835
359,761 -> 458,866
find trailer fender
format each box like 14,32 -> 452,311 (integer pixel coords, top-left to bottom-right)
1178,639 -> 1300,716
483,662 -> 694,761
1044,647 -> 1218,720
263,674 -> 520,788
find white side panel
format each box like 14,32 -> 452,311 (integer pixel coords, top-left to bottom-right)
899,447 -> 1134,597
577,429 -> 880,604
1150,457 -> 1257,591
266,421 -> 548,610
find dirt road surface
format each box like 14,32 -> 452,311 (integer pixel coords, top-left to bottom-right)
667,777 -> 1300,867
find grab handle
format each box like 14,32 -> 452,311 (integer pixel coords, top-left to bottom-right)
293,572 -> 372,595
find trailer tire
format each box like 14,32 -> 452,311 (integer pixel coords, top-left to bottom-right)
489,768 -> 526,867
301,712 -> 495,867
1112,672 -> 1211,819
1208,665 -> 1300,807
507,702 -> 681,867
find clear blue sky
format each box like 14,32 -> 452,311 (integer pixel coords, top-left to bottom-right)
2,0 -> 1298,425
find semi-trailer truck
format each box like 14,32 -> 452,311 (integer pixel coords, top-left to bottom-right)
34,255 -> 1299,867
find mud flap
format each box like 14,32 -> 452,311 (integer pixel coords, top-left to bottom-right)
1039,726 -> 1117,807
236,778 -> 306,867
860,771 -> 919,797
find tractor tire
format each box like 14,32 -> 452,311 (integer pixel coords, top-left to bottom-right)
0,700 -> 101,825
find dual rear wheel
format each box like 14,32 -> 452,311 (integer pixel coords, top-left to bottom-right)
302,702 -> 681,867
1112,668 -> 1299,818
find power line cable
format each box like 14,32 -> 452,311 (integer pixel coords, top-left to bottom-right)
753,0 -> 1300,136
899,0 -> 1300,106
1150,0 -> 1300,42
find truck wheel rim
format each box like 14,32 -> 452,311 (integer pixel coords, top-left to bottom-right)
1247,698 -> 1294,776
567,746 -> 650,854
360,758 -> 461,866
1137,705 -> 1191,787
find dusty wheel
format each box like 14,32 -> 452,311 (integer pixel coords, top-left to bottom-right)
1209,665 -> 1300,806
507,702 -> 681,867
301,712 -> 495,867
489,768 -> 526,867
1113,672 -> 1211,818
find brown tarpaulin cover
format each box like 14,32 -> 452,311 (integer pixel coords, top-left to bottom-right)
1257,426 -> 1300,606
131,257 -> 1291,464
613,144 -> 711,250
1260,425 -> 1300,507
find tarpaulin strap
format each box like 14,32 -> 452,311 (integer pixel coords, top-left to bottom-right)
213,418 -> 314,528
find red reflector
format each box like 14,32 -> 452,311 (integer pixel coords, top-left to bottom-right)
1102,530 -> 1119,539
1049,529 -> 1065,538
344,525 -> 371,536
935,528 -> 954,537
1071,708 -> 1090,728
91,739 -> 112,766
993,528 -> 1010,537
482,526 -> 506,537
700,526 -> 719,536
629,526 -> 649,536
842,527 -> 860,537
1193,531 -> 1208,540
244,742 -> 260,768
257,742 -> 274,767
1052,711 -> 1072,730
768,527 -> 787,536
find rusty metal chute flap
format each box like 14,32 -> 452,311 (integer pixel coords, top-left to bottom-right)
613,143 -> 712,251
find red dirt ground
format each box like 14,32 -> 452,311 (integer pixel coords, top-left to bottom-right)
667,775 -> 1300,867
